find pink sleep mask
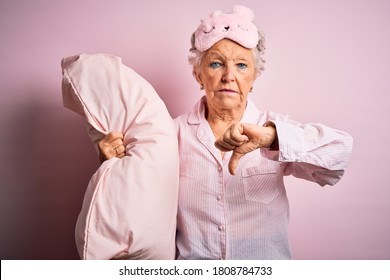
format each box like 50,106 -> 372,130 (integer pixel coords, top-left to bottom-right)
194,5 -> 259,51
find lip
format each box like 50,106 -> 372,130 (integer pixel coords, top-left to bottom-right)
218,89 -> 238,93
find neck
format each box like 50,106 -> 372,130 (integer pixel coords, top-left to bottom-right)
205,103 -> 245,139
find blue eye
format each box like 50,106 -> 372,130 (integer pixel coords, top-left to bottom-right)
210,62 -> 222,69
237,63 -> 248,69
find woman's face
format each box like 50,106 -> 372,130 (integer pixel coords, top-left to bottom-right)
195,39 -> 257,114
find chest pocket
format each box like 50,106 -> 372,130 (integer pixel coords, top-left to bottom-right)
241,163 -> 280,204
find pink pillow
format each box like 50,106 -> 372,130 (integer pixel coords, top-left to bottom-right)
61,54 -> 179,259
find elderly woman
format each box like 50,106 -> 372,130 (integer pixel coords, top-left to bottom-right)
99,6 -> 353,259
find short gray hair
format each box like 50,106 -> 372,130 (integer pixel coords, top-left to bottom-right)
188,28 -> 266,75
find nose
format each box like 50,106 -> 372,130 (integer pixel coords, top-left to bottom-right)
222,62 -> 235,83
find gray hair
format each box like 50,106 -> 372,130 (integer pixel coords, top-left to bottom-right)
188,28 -> 266,75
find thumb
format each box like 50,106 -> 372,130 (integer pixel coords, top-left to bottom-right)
228,150 -> 244,175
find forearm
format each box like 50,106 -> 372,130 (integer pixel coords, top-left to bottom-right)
261,119 -> 353,186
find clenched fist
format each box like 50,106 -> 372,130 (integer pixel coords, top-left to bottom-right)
98,131 -> 126,162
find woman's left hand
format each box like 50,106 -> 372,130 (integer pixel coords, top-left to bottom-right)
215,123 -> 277,175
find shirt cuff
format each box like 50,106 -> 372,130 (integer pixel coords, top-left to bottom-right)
261,120 -> 305,162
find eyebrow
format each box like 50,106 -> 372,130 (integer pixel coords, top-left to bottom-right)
206,51 -> 250,62
206,51 -> 225,60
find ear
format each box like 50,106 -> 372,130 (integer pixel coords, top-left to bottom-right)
192,66 -> 203,86
250,72 -> 259,90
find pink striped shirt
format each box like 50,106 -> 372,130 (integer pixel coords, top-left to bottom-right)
174,96 -> 353,259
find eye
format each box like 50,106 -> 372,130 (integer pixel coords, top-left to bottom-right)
209,61 -> 223,69
237,63 -> 248,69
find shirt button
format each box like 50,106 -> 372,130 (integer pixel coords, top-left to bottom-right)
218,225 -> 224,231
218,166 -> 222,172
217,195 -> 222,201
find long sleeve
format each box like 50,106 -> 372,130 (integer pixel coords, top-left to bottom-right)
261,117 -> 353,186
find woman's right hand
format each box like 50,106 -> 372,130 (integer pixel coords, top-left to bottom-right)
98,131 -> 125,162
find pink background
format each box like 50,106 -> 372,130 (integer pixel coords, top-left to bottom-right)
1,0 -> 389,260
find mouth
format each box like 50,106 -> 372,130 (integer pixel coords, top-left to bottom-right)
218,89 -> 238,94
